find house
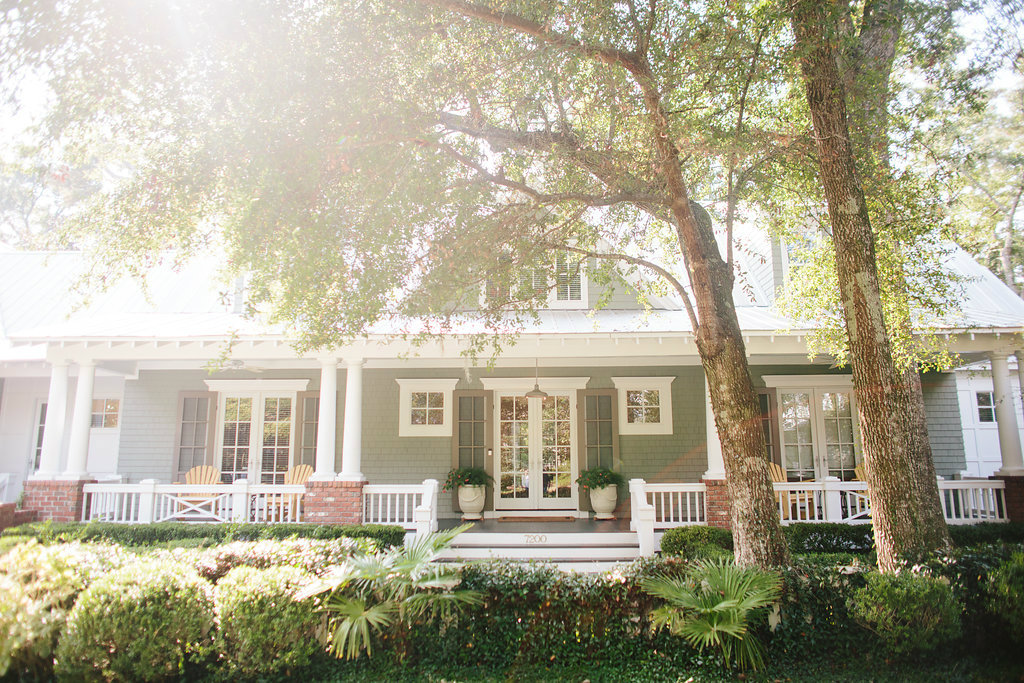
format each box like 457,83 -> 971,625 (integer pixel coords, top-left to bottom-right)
1,236 -> 1022,560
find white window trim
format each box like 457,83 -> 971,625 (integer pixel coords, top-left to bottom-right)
611,376 -> 674,435
772,384 -> 863,480
205,379 -> 310,392
477,258 -> 589,310
397,378 -> 460,437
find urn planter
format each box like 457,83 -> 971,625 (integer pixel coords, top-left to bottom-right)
590,484 -> 618,519
457,484 -> 486,520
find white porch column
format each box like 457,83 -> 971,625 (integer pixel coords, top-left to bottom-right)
991,353 -> 1024,475
33,360 -> 69,479
339,358 -> 365,482
310,358 -> 339,481
703,373 -> 726,478
62,360 -> 95,479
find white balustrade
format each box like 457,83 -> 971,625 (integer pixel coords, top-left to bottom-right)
939,480 -> 1008,524
629,479 -> 658,557
640,483 -> 708,528
81,481 -> 307,524
362,482 -> 434,530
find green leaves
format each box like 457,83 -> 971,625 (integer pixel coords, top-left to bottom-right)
642,558 -> 781,672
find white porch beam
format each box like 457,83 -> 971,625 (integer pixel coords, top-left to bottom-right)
339,358 -> 365,482
32,361 -> 69,479
62,360 -> 96,480
991,353 -> 1024,475
310,358 -> 339,481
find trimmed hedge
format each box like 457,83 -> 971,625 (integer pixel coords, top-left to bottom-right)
659,525 -> 733,558
849,571 -> 962,656
784,523 -> 875,554
1,521 -> 405,549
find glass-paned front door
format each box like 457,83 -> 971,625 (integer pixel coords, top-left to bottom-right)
220,394 -> 294,483
496,393 -> 577,509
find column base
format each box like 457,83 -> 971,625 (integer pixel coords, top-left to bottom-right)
304,479 -> 366,525
994,475 -> 1024,523
22,479 -> 95,522
702,479 -> 732,529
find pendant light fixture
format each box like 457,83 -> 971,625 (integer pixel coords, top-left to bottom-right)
525,357 -> 548,399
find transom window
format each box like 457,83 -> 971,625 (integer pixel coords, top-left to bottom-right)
612,377 -> 674,435
977,391 -> 995,423
90,398 -> 120,428
397,379 -> 459,437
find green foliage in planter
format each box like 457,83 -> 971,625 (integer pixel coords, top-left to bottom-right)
659,525 -> 733,559
784,522 -> 875,554
442,467 -> 494,491
848,571 -> 962,657
642,558 -> 781,671
986,552 -> 1024,644
575,467 -> 625,490
55,559 -> 215,681
0,520 -> 405,549
214,565 -> 323,675
0,541 -> 131,679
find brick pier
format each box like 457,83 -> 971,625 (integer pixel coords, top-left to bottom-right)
21,479 -> 94,523
703,478 -> 732,529
304,480 -> 366,525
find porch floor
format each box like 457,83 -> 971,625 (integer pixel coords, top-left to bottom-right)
439,517 -> 633,534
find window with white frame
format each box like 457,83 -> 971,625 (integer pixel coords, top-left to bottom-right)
611,377 -> 674,435
976,391 -> 996,423
397,379 -> 459,437
763,376 -> 863,481
482,253 -> 587,309
32,401 -> 47,470
205,379 -> 309,483
90,398 -> 120,428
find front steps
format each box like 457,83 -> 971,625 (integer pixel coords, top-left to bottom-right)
436,519 -> 642,573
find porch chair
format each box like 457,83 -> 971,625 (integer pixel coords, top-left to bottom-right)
265,463 -> 314,522
174,465 -> 223,520
767,461 -> 792,521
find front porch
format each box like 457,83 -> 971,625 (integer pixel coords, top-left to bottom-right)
70,476 -> 1010,563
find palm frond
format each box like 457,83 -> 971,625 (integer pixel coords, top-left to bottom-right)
324,597 -> 396,660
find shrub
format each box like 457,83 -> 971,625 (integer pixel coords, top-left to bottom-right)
1,521 -> 405,549
215,565 -> 322,675
784,523 -> 874,554
987,552 -> 1024,644
0,541 -> 130,678
848,571 -> 962,656
55,560 -> 215,681
442,467 -> 493,491
192,538 -> 366,582
660,525 -> 733,558
643,558 -> 781,671
949,522 -> 1024,547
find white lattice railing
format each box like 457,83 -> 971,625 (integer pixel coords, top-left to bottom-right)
628,477 -> 1008,556
362,480 -> 439,536
939,480 -> 1008,524
82,480 -> 306,524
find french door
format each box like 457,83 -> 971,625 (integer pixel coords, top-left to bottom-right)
494,393 -> 577,509
219,393 -> 295,484
777,388 -> 862,481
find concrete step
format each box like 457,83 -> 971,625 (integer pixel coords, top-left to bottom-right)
451,531 -> 637,547
438,544 -> 639,561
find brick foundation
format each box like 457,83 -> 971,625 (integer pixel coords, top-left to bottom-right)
703,478 -> 732,529
304,480 -> 365,525
995,475 -> 1024,523
0,502 -> 13,532
21,479 -> 94,523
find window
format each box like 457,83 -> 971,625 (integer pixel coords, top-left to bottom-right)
977,391 -> 995,423
205,379 -> 309,483
90,398 -> 120,428
763,376 -> 862,481
611,377 -> 674,435
481,253 -> 587,309
33,402 -> 47,470
397,379 -> 459,437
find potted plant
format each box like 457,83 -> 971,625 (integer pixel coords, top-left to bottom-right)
443,467 -> 494,520
576,467 -> 626,519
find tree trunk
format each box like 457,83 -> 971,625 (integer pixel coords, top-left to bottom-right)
791,0 -> 950,571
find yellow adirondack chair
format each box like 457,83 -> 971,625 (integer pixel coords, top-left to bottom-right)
266,464 -> 314,522
767,461 -> 792,520
175,465 -> 222,519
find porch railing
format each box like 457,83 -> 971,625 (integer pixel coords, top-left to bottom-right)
81,480 -> 306,524
629,477 -> 1008,556
362,479 -> 439,536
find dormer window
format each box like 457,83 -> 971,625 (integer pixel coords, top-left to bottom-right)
483,252 -> 587,309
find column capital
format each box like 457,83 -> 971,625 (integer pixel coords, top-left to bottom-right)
49,358 -> 71,368
318,356 -> 340,368
75,358 -> 97,369
344,357 -> 365,369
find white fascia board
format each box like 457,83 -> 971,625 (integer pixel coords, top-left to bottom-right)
481,377 -> 590,391
761,374 -> 853,388
205,378 -> 310,392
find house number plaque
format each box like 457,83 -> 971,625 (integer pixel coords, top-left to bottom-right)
524,534 -> 548,544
